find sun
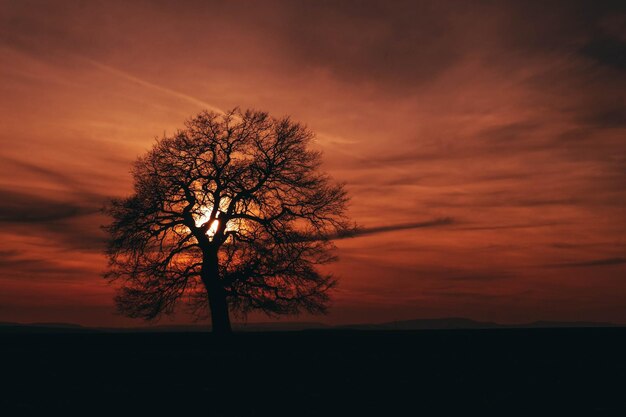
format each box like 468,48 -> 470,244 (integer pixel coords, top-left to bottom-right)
194,206 -> 243,240
194,207 -> 220,239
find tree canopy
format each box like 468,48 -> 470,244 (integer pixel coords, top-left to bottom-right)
104,108 -> 352,333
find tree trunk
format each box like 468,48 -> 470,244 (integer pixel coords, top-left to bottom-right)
201,251 -> 232,335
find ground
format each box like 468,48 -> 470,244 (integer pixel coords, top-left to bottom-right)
1,328 -> 625,415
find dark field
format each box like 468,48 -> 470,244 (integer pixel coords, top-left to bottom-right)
2,329 -> 625,416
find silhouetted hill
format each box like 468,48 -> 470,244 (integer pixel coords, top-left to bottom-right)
0,318 -> 620,333
341,317 -> 501,330
0,321 -> 329,333
0,322 -> 93,333
522,320 -> 617,328
234,321 -> 330,331
99,322 -> 330,332
29,322 -> 86,329
341,318 -> 619,330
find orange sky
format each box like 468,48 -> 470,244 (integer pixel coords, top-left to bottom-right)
1,0 -> 625,326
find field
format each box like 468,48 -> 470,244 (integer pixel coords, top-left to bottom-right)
2,328 -> 625,415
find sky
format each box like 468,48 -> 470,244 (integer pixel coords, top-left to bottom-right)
0,0 -> 625,326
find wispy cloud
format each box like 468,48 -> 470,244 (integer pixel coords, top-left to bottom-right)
544,258 -> 626,268
83,58 -> 224,113
347,218 -> 454,239
0,188 -> 100,224
455,222 -> 568,231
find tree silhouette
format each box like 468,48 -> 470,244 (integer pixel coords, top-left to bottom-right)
104,109 -> 352,333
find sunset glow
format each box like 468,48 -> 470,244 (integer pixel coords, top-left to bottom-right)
195,208 -> 221,238
0,1 -> 624,327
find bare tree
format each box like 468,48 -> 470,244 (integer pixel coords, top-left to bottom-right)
104,109 -> 352,334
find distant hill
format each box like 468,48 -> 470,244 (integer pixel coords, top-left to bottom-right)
340,317 -> 501,330
521,321 -> 617,328
99,322 -> 330,332
234,322 -> 330,331
343,318 -> 619,330
0,321 -> 330,333
0,318 -> 620,333
0,322 -> 94,333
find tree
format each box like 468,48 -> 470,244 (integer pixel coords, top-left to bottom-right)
104,108 -> 352,334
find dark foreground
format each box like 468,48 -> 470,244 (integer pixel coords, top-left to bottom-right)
1,328 -> 625,416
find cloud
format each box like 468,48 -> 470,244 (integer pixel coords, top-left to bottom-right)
445,272 -> 512,282
291,218 -> 454,243
580,36 -> 626,71
0,189 -> 99,224
275,1 -> 463,94
455,222 -> 567,231
0,155 -> 114,252
0,157 -> 81,187
545,258 -> 626,268
0,249 -> 94,279
84,58 -> 224,113
478,121 -> 542,143
579,102 -> 626,129
346,218 -> 454,239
